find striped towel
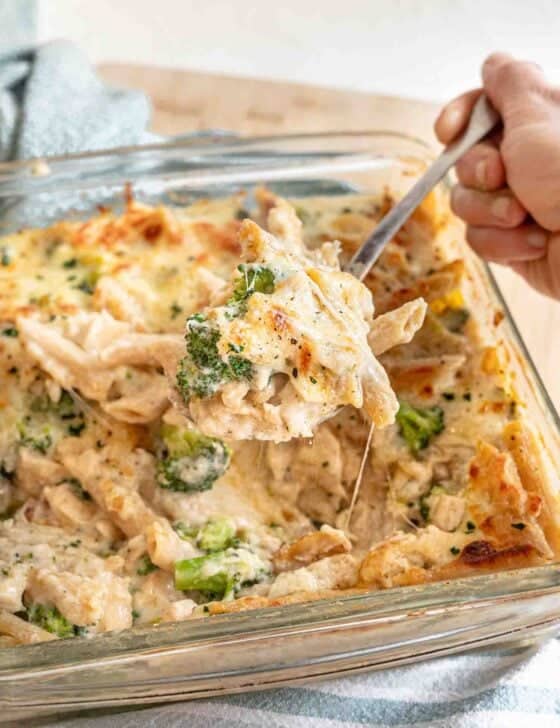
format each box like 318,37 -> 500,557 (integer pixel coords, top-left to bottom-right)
41,636 -> 560,727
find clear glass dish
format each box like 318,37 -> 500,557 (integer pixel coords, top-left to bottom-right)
1,132 -> 560,720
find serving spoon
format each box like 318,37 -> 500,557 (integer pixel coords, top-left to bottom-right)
345,94 -> 501,281
343,94 -> 500,529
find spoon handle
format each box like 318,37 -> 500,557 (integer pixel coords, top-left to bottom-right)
345,94 -> 501,280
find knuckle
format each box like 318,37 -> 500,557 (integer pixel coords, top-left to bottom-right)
493,58 -> 545,92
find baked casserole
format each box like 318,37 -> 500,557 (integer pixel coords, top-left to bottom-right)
0,181 -> 558,646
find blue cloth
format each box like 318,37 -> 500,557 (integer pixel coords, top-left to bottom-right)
0,40 -> 152,160
39,637 -> 560,727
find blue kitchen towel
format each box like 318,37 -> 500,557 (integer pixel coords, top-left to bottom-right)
0,39 -> 152,160
34,636 -> 560,727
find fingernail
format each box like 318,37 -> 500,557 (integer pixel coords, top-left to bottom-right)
491,196 -> 512,222
475,159 -> 488,188
527,230 -> 548,248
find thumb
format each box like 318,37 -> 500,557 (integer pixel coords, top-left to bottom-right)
482,52 -> 550,127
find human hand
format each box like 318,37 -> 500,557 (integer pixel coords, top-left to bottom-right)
435,52 -> 560,299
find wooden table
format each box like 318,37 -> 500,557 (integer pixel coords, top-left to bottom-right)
100,64 -> 560,410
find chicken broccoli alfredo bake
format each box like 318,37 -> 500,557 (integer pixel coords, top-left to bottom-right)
0,183 -> 559,646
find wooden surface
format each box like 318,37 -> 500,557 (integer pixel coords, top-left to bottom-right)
100,63 -> 560,409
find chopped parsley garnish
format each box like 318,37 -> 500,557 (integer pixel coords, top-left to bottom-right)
170,302 -> 183,320
75,278 -> 95,295
62,477 -> 91,501
137,554 -> 158,576
438,307 -> 470,333
67,421 -> 86,437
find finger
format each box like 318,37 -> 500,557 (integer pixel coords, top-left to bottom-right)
510,232 -> 560,299
482,52 -> 550,125
434,89 -> 483,144
466,223 -> 548,263
455,141 -> 506,191
451,186 -> 526,228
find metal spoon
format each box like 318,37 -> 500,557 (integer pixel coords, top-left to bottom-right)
342,94 -> 500,529
345,94 -> 501,280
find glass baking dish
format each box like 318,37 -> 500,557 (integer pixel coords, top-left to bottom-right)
1,132 -> 560,720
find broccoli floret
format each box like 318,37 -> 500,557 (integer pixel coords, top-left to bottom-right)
27,603 -> 79,638
157,424 -> 231,493
396,401 -> 445,454
174,546 -> 268,600
19,389 -> 85,455
179,314 -> 227,399
174,555 -> 232,599
197,517 -> 236,552
176,314 -> 253,402
227,355 -> 253,381
227,264 -> 275,316
175,268 -> 274,400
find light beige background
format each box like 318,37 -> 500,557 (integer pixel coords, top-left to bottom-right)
39,0 -> 560,100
